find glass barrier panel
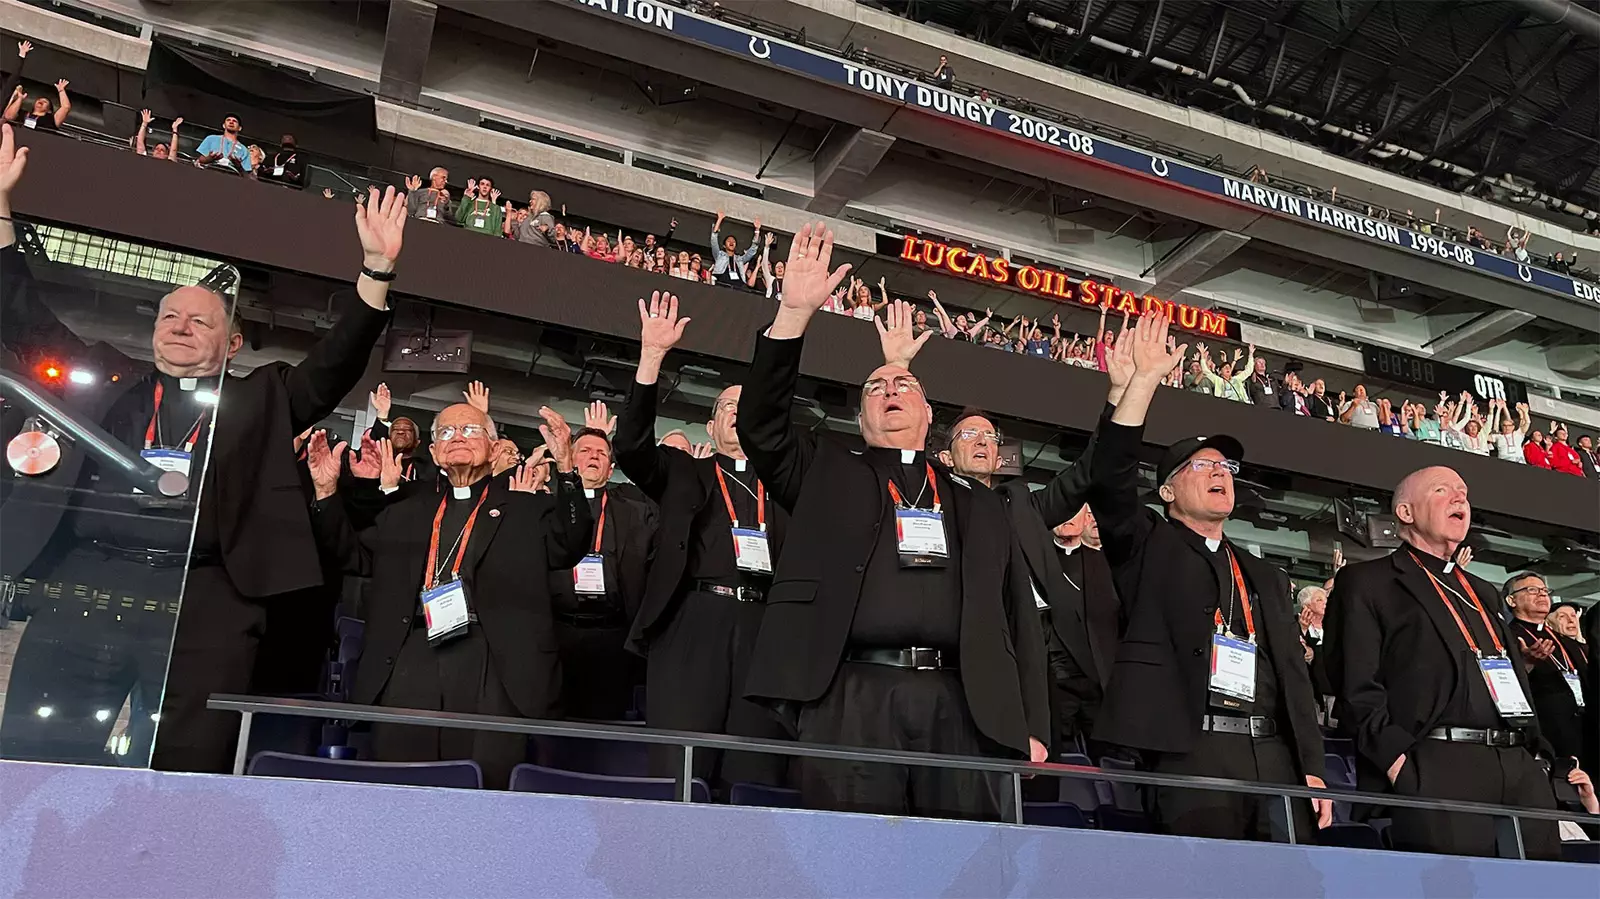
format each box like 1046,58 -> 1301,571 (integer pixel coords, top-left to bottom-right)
0,219 -> 237,768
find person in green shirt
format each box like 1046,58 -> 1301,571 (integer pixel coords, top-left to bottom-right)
456,176 -> 503,236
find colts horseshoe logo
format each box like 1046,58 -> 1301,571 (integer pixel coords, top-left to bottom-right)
1150,157 -> 1170,178
749,37 -> 772,59
1516,264 -> 1533,282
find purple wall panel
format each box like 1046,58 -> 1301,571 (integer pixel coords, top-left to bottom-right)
0,760 -> 1593,898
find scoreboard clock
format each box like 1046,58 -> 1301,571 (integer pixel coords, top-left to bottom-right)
1360,345 -> 1528,406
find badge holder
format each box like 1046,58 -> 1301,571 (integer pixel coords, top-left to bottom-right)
1478,656 -> 1535,722
1208,632 -> 1257,711
895,507 -> 949,568
732,527 -> 772,574
421,579 -> 472,645
1563,671 -> 1586,708
573,554 -> 609,596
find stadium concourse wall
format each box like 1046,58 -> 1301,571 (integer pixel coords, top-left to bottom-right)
9,128 -> 1599,535
0,759 -> 1594,897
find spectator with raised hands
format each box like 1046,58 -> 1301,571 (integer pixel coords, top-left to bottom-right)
758,230 -> 785,300
1376,399 -> 1405,436
1524,427 -> 1552,468
1486,399 -> 1530,463
456,176 -> 502,236
1546,422 -> 1585,477
1196,342 -> 1253,403
133,108 -> 182,162
2,42 -> 71,132
405,168 -> 452,222
710,209 -> 760,288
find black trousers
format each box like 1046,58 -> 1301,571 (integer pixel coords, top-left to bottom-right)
644,590 -> 788,788
250,581 -> 339,697
554,617 -> 639,721
1149,731 -> 1314,842
370,625 -> 527,790
1386,738 -> 1559,860
0,559 -> 179,765
151,563 -> 269,773
796,661 -> 1010,822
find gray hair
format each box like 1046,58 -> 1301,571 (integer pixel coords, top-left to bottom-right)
429,166 -> 448,180
658,428 -> 688,445
429,409 -> 497,441
1295,585 -> 1327,611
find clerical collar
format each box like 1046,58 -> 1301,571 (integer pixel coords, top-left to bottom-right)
1055,539 -> 1080,555
156,371 -> 222,392
451,485 -> 472,500
865,446 -> 924,465
446,474 -> 490,501
1204,537 -> 1222,552
715,453 -> 748,472
584,486 -> 601,499
1513,618 -> 1543,632
1404,542 -> 1455,576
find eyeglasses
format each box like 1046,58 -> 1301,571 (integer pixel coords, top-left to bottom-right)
862,375 -> 923,397
1181,458 -> 1240,476
1511,585 -> 1551,598
954,428 -> 1001,444
714,400 -> 738,414
432,424 -> 489,441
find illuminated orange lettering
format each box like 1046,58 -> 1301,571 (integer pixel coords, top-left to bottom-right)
900,235 -> 919,262
966,253 -> 991,280
1017,266 -> 1041,291
1200,311 -> 1228,336
1115,290 -> 1139,315
1078,279 -> 1101,307
945,247 -> 968,276
1177,305 -> 1200,330
1049,271 -> 1073,298
923,242 -> 946,267
990,257 -> 1011,284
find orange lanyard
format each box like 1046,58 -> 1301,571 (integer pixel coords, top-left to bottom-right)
714,465 -> 764,531
1410,552 -> 1506,658
886,463 -> 941,512
424,491 -> 489,590
1525,622 -> 1583,674
1216,547 -> 1255,638
591,490 -> 608,554
144,381 -> 207,452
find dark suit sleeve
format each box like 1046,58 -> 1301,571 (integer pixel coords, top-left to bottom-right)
369,418 -> 391,440
614,379 -> 674,501
1,243 -> 90,357
1325,569 -> 1414,776
309,491 -> 378,578
542,470 -> 594,571
1277,391 -> 1296,413
278,291 -> 391,433
1028,403 -> 1112,527
1268,571 -> 1325,777
735,332 -> 816,511
1084,417 -> 1155,572
1008,536 -> 1053,749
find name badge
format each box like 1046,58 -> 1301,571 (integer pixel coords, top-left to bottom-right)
473,216 -> 486,229
272,165 -> 285,177
23,117 -> 37,130
731,527 -> 772,573
1263,385 -> 1274,394
1563,671 -> 1585,708
895,508 -> 948,568
421,579 -> 471,644
425,206 -> 438,220
1209,633 -> 1257,707
133,449 -> 192,495
1478,657 -> 1535,718
573,554 -> 607,595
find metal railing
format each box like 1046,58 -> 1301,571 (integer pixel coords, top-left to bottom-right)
209,694 -> 1597,859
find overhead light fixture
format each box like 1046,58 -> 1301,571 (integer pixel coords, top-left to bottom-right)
68,369 -> 96,386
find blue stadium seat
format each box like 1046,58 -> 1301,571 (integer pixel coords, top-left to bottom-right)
728,782 -> 802,808
509,763 -> 710,801
1323,753 -> 1355,786
247,751 -> 482,789
531,733 -> 651,777
1022,802 -> 1088,829
1319,822 -> 1383,849
1095,806 -> 1154,833
326,616 -> 365,702
1053,752 -> 1106,819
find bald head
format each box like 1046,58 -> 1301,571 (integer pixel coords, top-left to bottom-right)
152,285 -> 240,377
1393,465 -> 1470,558
709,385 -> 743,457
429,403 -> 496,474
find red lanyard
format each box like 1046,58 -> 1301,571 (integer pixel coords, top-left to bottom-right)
423,491 -> 489,590
144,381 -> 207,452
1217,547 -> 1255,638
1410,552 -> 1506,657
591,490 -> 608,554
714,465 -> 765,531
1526,622 -> 1584,674
886,463 -> 941,512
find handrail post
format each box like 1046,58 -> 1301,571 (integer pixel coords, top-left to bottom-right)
231,711 -> 254,775
1495,812 -> 1527,859
679,745 -> 695,802
1010,773 -> 1025,825
1282,794 -> 1297,844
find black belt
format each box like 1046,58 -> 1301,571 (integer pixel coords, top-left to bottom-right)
846,647 -> 958,671
90,541 -> 198,569
694,580 -> 765,602
1425,726 -> 1526,747
1201,714 -> 1278,738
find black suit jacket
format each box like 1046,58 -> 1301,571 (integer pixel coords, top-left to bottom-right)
311,472 -> 592,717
1086,417 -> 1323,777
1579,448 -> 1600,480
734,332 -> 1049,757
549,485 -> 657,624
614,379 -> 788,654
1279,389 -> 1310,416
1,242 -> 388,597
1325,551 -> 1553,791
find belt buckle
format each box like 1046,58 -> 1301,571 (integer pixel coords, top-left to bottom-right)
1487,729 -> 1510,747
909,648 -> 940,670
736,586 -> 757,602
1249,718 -> 1268,738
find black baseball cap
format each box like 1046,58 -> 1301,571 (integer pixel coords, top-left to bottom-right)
1156,434 -> 1245,486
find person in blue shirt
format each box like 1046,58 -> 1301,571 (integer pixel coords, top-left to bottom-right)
194,114 -> 251,172
709,209 -> 760,287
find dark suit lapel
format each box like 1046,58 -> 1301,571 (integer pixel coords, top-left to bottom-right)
1390,553 -> 1470,685
459,478 -> 507,580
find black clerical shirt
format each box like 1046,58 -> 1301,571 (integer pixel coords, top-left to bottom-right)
1408,546 -> 1502,729
847,448 -> 963,650
549,486 -> 622,616
686,454 -> 771,583
1174,525 -> 1281,723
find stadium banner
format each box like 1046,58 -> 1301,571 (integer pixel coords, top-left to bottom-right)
571,0 -> 1598,307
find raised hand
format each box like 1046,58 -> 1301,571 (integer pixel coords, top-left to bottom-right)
1333,546 -> 1346,570
17,40 -> 32,58
376,438 -> 403,490
508,457 -> 542,494
0,123 -> 31,197
538,406 -> 575,473
370,382 -> 392,420
639,290 -> 691,356
306,431 -> 346,500
466,178 -> 477,195
875,298 -> 933,368
405,174 -> 422,192
171,116 -> 182,130
140,108 -> 154,125
1456,546 -> 1473,569
490,188 -> 501,203
776,222 -> 852,325
1129,310 -> 1186,379
348,431 -> 383,479
354,184 -> 406,269
53,79 -> 68,93
585,400 -> 616,435
691,441 -> 715,459
1105,311 -> 1136,394
463,380 -> 490,414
